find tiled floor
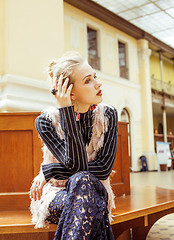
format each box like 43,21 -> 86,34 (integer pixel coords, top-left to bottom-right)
147,214 -> 174,240
130,170 -> 174,240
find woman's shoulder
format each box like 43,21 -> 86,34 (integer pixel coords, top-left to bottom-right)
35,107 -> 58,128
95,103 -> 118,129
99,103 -> 118,121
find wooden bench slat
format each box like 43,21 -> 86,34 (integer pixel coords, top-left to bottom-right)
112,186 -> 174,223
0,211 -> 57,234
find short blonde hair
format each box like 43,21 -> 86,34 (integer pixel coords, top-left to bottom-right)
48,51 -> 84,88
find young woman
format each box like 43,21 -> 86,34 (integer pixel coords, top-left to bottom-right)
30,52 -> 118,240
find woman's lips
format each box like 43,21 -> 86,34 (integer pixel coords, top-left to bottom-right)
97,90 -> 102,96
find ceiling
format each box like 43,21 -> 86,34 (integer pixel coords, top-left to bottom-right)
91,0 -> 174,49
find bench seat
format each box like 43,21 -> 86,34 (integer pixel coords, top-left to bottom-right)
1,186 -> 174,239
111,186 -> 174,239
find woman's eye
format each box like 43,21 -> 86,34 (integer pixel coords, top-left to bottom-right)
85,79 -> 90,84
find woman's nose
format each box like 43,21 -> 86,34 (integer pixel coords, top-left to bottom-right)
95,81 -> 102,89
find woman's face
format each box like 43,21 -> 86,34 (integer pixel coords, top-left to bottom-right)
70,61 -> 102,111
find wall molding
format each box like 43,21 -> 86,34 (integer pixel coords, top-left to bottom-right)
0,74 -> 56,112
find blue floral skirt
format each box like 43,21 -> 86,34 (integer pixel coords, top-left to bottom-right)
46,171 -> 115,240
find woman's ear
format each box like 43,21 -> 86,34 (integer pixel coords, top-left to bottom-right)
70,92 -> 76,101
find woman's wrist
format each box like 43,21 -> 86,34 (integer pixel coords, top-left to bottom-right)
57,103 -> 72,108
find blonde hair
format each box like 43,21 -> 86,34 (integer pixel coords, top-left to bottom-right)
48,51 -> 85,88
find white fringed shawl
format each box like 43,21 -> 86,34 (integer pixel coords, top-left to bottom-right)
30,104 -> 116,228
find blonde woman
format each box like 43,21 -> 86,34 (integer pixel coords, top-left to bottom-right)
30,52 -> 118,240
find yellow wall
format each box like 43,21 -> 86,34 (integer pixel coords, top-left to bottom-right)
150,55 -> 161,80
0,0 -> 5,75
150,54 -> 174,85
163,61 -> 174,85
3,0 -> 64,80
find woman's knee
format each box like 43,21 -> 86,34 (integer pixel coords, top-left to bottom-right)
67,171 -> 98,187
66,171 -> 107,199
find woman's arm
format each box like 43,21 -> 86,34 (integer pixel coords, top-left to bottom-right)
35,106 -> 88,181
88,107 -> 118,180
42,106 -> 118,181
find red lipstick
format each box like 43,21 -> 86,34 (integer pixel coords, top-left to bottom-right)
97,90 -> 102,96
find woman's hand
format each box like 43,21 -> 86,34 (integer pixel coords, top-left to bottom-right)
30,174 -> 46,201
54,75 -> 73,108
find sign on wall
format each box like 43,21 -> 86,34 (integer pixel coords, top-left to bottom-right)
156,141 -> 172,170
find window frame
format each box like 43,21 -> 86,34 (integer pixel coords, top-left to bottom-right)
84,18 -> 103,71
116,35 -> 130,80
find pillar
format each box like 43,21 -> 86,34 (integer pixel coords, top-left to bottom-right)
159,51 -> 167,142
138,39 -> 157,170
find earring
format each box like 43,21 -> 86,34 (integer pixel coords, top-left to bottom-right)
75,112 -> 80,121
73,102 -> 80,121
90,104 -> 97,111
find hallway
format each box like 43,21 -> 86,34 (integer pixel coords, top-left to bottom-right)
130,171 -> 174,239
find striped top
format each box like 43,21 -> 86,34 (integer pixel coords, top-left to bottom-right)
35,105 -> 118,181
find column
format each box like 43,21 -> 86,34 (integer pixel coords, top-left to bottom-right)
138,39 -> 157,170
158,51 -> 167,142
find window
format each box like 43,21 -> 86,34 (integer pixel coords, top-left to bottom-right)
118,41 -> 129,79
87,27 -> 100,70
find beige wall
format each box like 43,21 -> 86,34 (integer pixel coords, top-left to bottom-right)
0,0 -> 65,112
150,54 -> 174,85
0,0 -> 5,75
3,0 -> 64,80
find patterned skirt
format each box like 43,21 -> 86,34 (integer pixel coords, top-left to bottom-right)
46,171 -> 115,240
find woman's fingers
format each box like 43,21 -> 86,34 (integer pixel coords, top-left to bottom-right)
66,84 -> 73,96
37,179 -> 46,200
54,74 -> 73,108
30,179 -> 46,201
57,75 -> 63,94
62,78 -> 69,95
56,76 -> 70,95
30,183 -> 37,201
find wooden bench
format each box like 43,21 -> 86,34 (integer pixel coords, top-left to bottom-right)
111,186 -> 174,239
1,186 -> 174,240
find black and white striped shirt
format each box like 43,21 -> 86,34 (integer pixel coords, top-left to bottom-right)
35,105 -> 118,181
